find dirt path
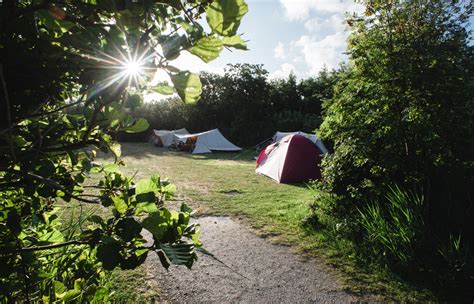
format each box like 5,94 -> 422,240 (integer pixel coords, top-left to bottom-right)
146,216 -> 357,303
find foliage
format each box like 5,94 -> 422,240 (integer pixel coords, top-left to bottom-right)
313,0 -> 474,298
0,0 -> 247,302
319,0 -> 474,214
124,65 -> 339,145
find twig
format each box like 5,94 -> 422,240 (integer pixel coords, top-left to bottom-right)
0,240 -> 88,255
0,64 -> 16,162
9,170 -> 101,205
41,140 -> 99,153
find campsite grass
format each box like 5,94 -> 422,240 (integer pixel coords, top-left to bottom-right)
100,143 -> 435,302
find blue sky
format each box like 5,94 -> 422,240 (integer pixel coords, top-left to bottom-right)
169,0 -> 363,79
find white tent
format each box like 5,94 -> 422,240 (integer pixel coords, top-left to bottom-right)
173,129 -> 241,154
273,131 -> 328,154
151,128 -> 189,147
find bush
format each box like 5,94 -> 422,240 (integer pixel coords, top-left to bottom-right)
308,0 -> 474,298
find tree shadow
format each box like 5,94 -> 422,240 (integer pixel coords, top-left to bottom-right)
118,142 -> 254,162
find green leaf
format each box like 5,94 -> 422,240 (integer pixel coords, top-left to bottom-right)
54,281 -> 67,294
222,35 -> 248,50
170,71 -> 202,103
74,279 -> 85,291
141,210 -> 177,240
135,201 -> 159,215
160,243 -> 197,269
103,102 -> 126,128
109,141 -> 121,158
151,83 -> 174,95
97,238 -> 121,270
35,9 -> 76,36
135,178 -> 159,195
162,34 -> 188,60
102,163 -> 121,173
94,287 -> 109,301
39,229 -> 64,244
125,94 -> 142,110
189,224 -> 202,246
162,183 -> 176,196
180,203 -> 193,214
112,195 -> 128,214
116,217 -> 141,242
206,0 -> 248,36
123,118 -> 149,133
188,35 -> 223,63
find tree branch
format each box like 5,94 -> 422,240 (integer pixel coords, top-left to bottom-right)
0,240 -> 88,255
10,170 -> 101,204
41,140 -> 99,153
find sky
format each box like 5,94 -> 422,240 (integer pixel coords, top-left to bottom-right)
169,0 -> 364,80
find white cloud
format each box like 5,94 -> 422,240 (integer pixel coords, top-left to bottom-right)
274,42 -> 286,59
295,32 -> 348,75
279,0 -> 362,21
269,63 -> 296,79
274,0 -> 363,76
304,14 -> 346,35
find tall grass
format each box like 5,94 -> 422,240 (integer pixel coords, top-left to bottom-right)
358,185 -> 424,266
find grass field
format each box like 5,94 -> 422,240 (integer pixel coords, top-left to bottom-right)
100,142 -> 434,302
118,143 -> 315,242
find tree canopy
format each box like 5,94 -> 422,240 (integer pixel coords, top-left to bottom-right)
313,0 -> 474,296
0,0 -> 248,302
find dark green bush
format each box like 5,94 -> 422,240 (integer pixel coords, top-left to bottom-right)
309,0 -> 474,298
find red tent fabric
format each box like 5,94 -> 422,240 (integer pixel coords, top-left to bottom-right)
255,134 -> 322,183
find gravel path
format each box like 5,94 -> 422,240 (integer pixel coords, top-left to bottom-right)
146,216 -> 358,303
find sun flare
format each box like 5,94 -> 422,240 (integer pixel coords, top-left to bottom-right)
123,59 -> 143,77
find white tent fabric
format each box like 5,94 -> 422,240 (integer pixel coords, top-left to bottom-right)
173,129 -> 241,154
273,131 -> 328,154
152,128 -> 189,147
256,141 -> 290,182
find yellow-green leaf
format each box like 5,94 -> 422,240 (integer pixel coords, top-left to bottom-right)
109,141 -> 121,158
152,83 -> 174,95
206,0 -> 248,36
222,35 -> 248,50
123,118 -> 149,133
170,71 -> 202,103
112,196 -> 127,214
188,36 -> 223,63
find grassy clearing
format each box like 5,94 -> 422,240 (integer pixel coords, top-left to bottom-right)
115,143 -> 314,244
99,143 -> 433,301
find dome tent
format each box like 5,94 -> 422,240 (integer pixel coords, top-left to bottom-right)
256,134 -> 323,183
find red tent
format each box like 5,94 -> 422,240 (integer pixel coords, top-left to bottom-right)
256,134 -> 323,183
